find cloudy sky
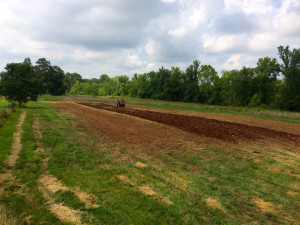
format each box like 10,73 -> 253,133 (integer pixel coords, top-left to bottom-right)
0,0 -> 299,78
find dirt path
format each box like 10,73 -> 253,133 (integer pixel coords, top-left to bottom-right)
4,111 -> 27,167
0,111 -> 27,221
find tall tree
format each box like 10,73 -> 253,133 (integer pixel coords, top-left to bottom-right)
278,46 -> 300,111
0,58 -> 39,106
253,57 -> 280,106
163,67 -> 185,101
198,65 -> 219,104
184,60 -> 201,102
35,58 -> 66,95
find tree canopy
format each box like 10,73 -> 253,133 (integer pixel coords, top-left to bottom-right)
0,58 -> 39,105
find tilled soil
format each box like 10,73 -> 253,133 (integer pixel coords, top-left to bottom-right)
127,105 -> 300,136
51,102 -> 300,152
79,103 -> 300,144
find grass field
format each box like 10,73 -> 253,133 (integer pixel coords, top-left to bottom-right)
0,100 -> 299,224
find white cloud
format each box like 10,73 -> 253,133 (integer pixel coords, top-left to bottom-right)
248,33 -> 277,52
0,0 -> 299,77
126,54 -> 146,67
224,0 -> 275,15
203,34 -> 247,53
168,26 -> 188,37
145,39 -> 157,56
223,54 -> 242,70
274,0 -> 300,37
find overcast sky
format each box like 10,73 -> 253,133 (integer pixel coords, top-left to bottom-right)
0,0 -> 299,78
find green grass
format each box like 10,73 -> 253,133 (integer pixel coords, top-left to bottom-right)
1,101 -> 299,224
0,109 -> 23,167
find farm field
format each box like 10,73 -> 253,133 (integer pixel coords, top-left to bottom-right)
0,100 -> 300,224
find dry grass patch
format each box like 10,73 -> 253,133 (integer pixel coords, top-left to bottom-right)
290,182 -> 300,191
74,188 -> 99,208
206,198 -> 225,212
135,162 -> 148,168
50,203 -> 82,225
39,174 -> 68,193
0,204 -> 19,225
252,197 -> 280,213
117,175 -> 134,185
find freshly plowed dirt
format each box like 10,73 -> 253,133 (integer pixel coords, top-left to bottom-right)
127,104 -> 300,136
51,102 -> 300,152
79,103 -> 300,144
51,102 -> 212,152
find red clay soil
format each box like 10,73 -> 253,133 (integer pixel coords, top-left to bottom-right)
79,103 -> 300,144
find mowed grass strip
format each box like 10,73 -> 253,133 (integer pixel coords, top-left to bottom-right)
1,101 -> 299,224
0,108 -> 23,167
1,104 -> 62,224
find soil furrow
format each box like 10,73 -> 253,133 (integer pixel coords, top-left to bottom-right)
79,103 -> 300,143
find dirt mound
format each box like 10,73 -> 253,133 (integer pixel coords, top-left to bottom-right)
79,103 -> 300,144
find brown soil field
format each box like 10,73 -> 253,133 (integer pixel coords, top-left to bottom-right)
127,104 -> 300,136
51,102 -> 300,152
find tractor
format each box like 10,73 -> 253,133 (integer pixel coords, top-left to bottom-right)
116,99 -> 125,107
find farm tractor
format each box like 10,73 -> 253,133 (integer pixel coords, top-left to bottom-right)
116,99 -> 125,107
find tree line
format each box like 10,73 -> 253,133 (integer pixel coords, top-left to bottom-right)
0,46 -> 299,111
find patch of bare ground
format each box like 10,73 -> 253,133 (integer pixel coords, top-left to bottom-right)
79,103 -> 300,151
128,104 -> 300,136
206,198 -> 225,212
252,197 -> 280,213
50,102 -> 242,153
4,112 -> 27,167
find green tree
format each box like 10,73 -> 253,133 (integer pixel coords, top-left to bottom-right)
163,67 -> 185,101
234,67 -> 254,106
184,60 -> 201,102
0,58 -> 39,106
64,72 -> 82,93
278,46 -> 300,111
253,57 -> 280,106
219,70 -> 238,106
198,65 -> 219,104
35,58 -> 66,95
